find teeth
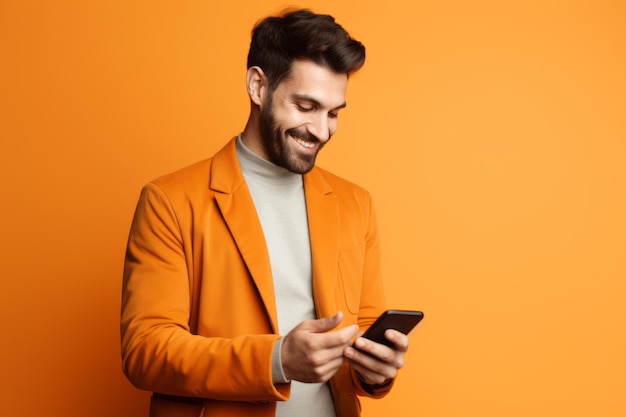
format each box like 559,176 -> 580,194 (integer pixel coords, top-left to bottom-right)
294,136 -> 315,148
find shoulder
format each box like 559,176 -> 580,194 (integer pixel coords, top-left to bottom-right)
146,136 -> 240,199
132,158 -> 214,222
150,158 -> 213,194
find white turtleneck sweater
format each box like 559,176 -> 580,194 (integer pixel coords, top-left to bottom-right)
236,135 -> 337,417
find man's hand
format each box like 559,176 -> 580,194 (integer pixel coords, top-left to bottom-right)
281,311 -> 359,383
344,329 -> 409,386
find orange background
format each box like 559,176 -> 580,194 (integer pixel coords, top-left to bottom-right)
1,1 -> 625,416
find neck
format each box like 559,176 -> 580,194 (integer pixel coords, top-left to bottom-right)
241,107 -> 267,160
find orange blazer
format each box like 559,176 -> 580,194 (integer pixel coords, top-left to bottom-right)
121,137 -> 391,417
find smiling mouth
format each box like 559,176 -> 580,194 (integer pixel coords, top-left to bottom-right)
290,133 -> 317,150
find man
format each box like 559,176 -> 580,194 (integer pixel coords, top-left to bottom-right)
121,9 -> 409,417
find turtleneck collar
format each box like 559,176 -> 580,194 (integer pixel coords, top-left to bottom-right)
236,133 -> 303,186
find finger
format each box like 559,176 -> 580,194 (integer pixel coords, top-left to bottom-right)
351,337 -> 404,369
332,323 -> 360,344
315,355 -> 348,382
345,348 -> 398,385
384,329 -> 409,352
297,311 -> 344,333
306,323 -> 358,353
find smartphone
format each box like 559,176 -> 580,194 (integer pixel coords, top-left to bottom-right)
358,310 -> 424,348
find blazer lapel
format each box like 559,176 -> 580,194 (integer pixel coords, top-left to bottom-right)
304,168 -> 339,319
210,138 -> 278,332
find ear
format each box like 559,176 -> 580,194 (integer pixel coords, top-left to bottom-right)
246,66 -> 268,106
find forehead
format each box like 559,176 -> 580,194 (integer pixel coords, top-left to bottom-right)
275,60 -> 348,107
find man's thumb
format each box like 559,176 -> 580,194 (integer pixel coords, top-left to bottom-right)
305,311 -> 344,333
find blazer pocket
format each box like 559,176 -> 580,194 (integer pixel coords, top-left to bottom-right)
337,244 -> 364,315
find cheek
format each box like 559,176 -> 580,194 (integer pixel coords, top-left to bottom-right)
276,109 -> 305,131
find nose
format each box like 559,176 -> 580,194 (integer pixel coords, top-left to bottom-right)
308,113 -> 334,143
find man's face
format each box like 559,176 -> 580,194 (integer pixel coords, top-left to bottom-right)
259,60 -> 348,174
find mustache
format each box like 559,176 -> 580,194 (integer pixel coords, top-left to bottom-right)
285,128 -> 320,143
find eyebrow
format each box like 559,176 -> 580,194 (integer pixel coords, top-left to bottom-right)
292,94 -> 347,111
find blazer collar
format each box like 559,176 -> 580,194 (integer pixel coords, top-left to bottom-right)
210,138 -> 278,330
210,137 -> 340,325
304,169 -> 340,319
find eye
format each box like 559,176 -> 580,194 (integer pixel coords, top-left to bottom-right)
297,103 -> 314,112
328,112 -> 339,119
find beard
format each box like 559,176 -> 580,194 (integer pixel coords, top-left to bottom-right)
258,97 -> 326,174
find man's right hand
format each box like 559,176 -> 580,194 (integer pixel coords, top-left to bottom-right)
280,311 -> 359,383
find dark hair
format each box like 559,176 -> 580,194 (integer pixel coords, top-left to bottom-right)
247,9 -> 366,91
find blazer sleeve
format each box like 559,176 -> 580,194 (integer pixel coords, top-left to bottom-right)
120,183 -> 290,402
